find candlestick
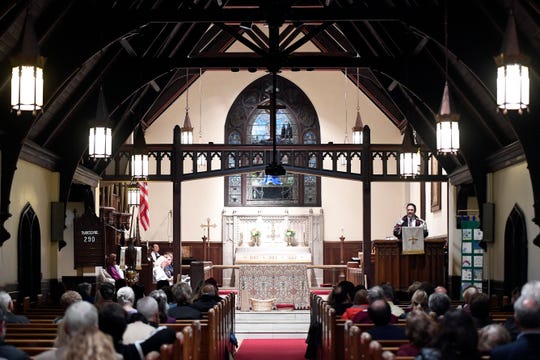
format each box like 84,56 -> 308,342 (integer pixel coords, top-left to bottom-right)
339,235 -> 346,264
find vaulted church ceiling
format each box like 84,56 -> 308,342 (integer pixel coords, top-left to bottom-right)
0,0 -> 539,219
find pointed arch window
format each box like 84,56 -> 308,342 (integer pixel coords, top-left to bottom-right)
225,75 -> 320,207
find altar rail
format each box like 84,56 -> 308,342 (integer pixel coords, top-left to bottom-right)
188,263 -> 363,288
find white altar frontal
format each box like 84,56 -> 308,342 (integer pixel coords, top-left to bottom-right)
235,247 -> 312,264
221,208 -> 324,286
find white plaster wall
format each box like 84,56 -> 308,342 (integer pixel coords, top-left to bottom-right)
487,162 -> 539,281
448,184 -> 460,277
58,202 -> 86,277
425,182 -> 448,237
0,160 -> 59,286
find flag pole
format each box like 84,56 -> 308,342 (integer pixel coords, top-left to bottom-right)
129,205 -> 136,239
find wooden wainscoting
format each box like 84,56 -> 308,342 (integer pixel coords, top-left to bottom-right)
322,241 -> 363,284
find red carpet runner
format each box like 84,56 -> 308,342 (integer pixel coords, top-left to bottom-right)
235,338 -> 307,360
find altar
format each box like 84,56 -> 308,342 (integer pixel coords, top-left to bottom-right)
235,247 -> 312,264
238,264 -> 310,309
221,208 -> 324,286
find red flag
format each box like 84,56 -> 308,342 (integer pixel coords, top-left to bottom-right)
139,181 -> 150,231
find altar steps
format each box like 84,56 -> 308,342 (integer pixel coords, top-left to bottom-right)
235,310 -> 310,340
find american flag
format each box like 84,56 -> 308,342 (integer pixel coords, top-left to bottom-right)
139,181 -> 150,231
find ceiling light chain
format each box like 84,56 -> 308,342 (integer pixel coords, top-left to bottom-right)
199,68 -> 203,141
435,0 -> 460,155
344,68 -> 349,144
198,68 -> 205,169
181,68 -> 193,144
352,68 -> 364,144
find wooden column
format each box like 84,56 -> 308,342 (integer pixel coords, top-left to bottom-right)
362,126 -> 373,286
172,125 -> 182,281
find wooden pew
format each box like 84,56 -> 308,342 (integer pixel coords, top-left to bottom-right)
182,323 -> 194,360
160,332 -> 184,360
5,332 -> 57,339
164,293 -> 235,360
312,293 -> 409,360
191,320 -> 202,360
4,339 -> 56,347
13,347 -> 53,357
360,332 -> 372,359
343,320 -> 357,360
345,323 -> 404,360
368,340 -> 396,360
7,293 -> 235,360
5,324 -> 58,336
166,321 -> 209,360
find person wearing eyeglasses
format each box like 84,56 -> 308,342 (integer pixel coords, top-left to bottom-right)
393,202 -> 428,240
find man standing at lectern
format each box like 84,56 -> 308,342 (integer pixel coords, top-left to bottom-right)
393,203 -> 428,240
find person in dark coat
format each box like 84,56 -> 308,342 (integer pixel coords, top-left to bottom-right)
366,299 -> 407,340
168,282 -> 202,320
416,309 -> 481,360
393,202 -> 428,239
491,280 -> 540,360
397,310 -> 437,357
0,291 -> 29,324
193,284 -> 221,312
0,308 -> 29,359
98,302 -> 176,360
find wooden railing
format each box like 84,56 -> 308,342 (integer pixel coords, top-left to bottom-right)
192,263 -> 363,288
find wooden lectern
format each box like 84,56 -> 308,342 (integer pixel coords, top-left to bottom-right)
372,238 -> 446,290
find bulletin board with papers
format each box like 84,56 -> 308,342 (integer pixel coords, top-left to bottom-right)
460,218 -> 483,296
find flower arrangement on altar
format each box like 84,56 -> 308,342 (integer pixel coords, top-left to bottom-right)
251,229 -> 261,238
285,229 -> 296,238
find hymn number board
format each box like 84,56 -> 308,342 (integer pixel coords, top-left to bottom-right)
74,212 -> 105,267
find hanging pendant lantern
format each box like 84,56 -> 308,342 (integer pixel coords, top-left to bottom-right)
495,11 -> 529,112
89,86 -> 112,159
11,14 -> 44,115
131,125 -> 148,179
352,68 -> 364,144
436,82 -> 460,154
181,69 -> 194,144
400,126 -> 420,178
352,110 -> 364,144
181,110 -> 193,144
127,182 -> 140,207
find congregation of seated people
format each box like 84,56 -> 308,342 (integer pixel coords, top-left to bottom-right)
323,279 -> 540,360
0,274 -> 226,360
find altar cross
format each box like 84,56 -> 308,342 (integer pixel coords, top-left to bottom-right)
201,218 -> 217,260
266,222 -> 277,243
201,218 -> 217,241
407,234 -> 418,245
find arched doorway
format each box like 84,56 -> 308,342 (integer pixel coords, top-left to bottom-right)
18,203 -> 42,305
503,204 -> 527,294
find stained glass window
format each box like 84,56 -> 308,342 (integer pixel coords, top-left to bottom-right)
224,75 -> 320,207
